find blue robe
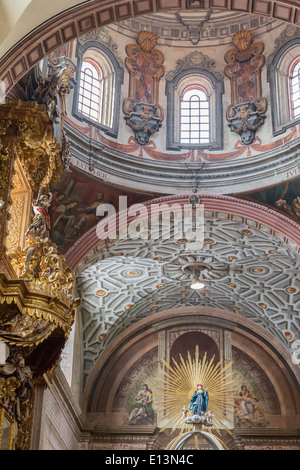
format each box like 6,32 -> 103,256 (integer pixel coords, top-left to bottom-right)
189,390 -> 209,415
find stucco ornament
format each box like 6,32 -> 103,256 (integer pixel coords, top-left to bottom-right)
123,31 -> 165,145
225,30 -> 267,145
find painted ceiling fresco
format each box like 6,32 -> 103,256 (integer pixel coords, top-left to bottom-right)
238,176 -> 300,224
49,167 -> 152,254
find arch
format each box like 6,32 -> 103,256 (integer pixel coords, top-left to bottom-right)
73,193 -> 300,391
170,331 -> 220,366
171,430 -> 225,450
82,306 -> 300,420
179,84 -> 210,145
78,58 -> 103,122
268,37 -> 300,135
1,1 -> 300,96
166,65 -> 224,150
64,194 -> 300,272
73,39 -> 124,137
288,56 -> 300,120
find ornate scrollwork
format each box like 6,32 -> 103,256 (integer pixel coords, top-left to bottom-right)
0,351 -> 34,450
224,30 -> 267,145
0,92 -> 78,451
166,50 -> 224,82
0,100 -> 64,196
226,101 -> 267,146
10,236 -> 75,302
123,31 -> 165,145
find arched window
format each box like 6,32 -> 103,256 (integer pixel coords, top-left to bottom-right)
73,42 -> 124,137
78,59 -> 103,122
180,85 -> 210,144
268,40 -> 300,135
289,58 -> 300,120
165,53 -> 224,151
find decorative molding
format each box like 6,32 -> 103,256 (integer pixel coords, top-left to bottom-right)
267,27 -> 300,135
267,24 -> 300,66
65,193 -> 300,274
2,1 -> 300,96
166,50 -> 224,82
72,37 -> 124,138
225,30 -> 267,145
165,51 -> 224,151
77,27 -> 124,68
73,212 -> 300,381
123,31 -> 165,145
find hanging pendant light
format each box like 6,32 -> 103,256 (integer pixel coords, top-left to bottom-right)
182,261 -> 210,290
190,278 -> 205,290
189,263 -> 207,290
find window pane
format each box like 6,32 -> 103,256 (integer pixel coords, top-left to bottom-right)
181,116 -> 190,123
201,101 -> 209,109
179,85 -> 210,144
290,59 -> 300,119
83,82 -> 92,92
83,74 -> 93,84
292,91 -> 300,101
191,131 -> 200,138
78,60 -> 102,121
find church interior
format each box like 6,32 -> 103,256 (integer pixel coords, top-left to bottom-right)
0,0 -> 300,451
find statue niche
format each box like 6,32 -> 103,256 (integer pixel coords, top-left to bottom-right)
224,30 -> 267,145
123,31 -> 165,145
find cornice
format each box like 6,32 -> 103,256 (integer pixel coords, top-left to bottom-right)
67,121 -> 300,195
65,193 -> 300,271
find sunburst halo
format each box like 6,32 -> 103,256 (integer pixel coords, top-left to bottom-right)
154,346 -> 238,436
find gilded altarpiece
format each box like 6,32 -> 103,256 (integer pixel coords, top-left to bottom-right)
6,159 -> 32,255
0,99 -> 78,450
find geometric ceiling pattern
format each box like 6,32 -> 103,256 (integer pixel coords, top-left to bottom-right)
76,218 -> 300,385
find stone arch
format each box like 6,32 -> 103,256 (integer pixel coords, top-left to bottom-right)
1,1 -> 300,96
65,194 -> 300,273
72,193 -> 300,395
82,306 -> 300,424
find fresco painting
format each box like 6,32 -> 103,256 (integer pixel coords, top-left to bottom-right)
240,177 -> 300,224
49,168 -> 151,253
127,362 -> 158,426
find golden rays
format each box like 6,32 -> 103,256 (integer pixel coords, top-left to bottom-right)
154,346 -> 237,435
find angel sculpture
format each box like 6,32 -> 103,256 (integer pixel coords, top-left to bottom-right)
25,188 -> 52,240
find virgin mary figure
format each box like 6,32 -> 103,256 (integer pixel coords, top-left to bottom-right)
189,384 -> 209,415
